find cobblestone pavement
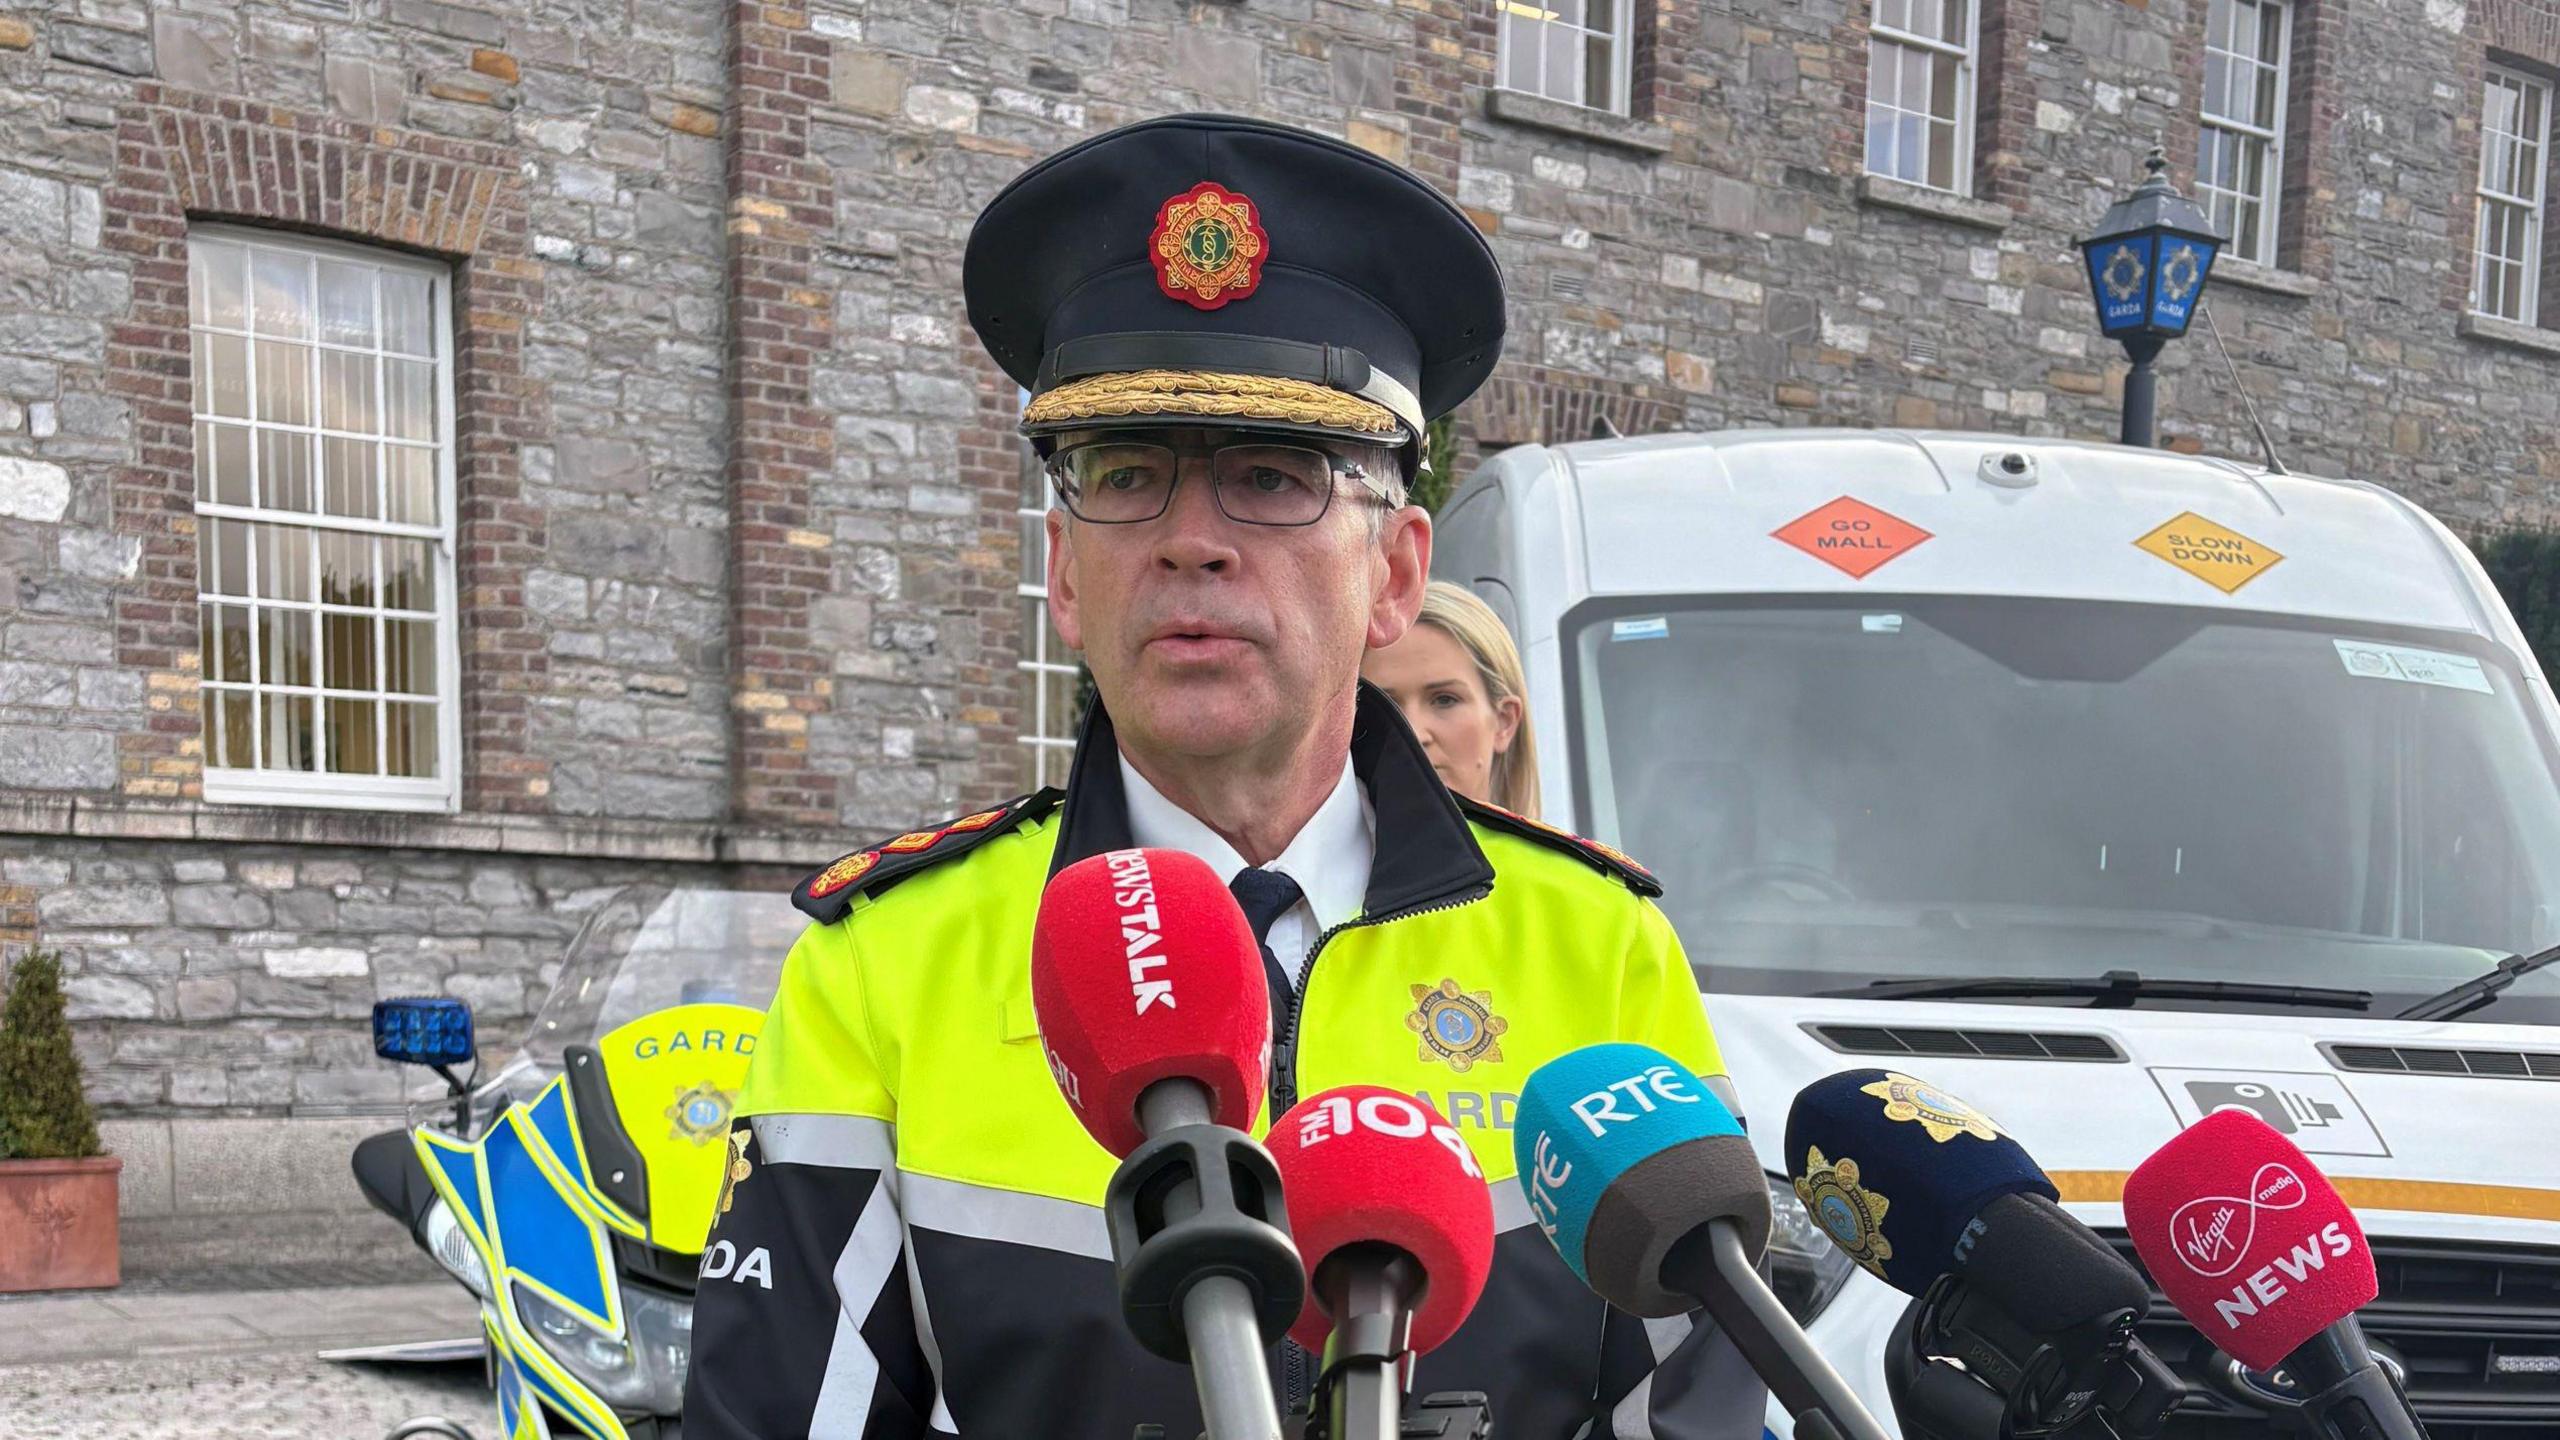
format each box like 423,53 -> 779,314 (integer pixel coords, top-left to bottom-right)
0,1281 -> 492,1439
1,1348 -> 488,1440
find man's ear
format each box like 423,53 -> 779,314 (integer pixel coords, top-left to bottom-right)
1366,505 -> 1431,652
1046,509 -> 1083,651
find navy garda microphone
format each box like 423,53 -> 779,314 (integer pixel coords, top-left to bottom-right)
1785,1069 -> 2182,1440
1515,1044 -> 1892,1440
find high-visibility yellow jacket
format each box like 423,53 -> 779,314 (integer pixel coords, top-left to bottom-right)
686,688 -> 1762,1439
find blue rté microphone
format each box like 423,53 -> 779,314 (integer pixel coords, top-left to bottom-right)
1516,1044 -> 1891,1440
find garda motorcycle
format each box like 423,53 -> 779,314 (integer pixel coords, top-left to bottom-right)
347,885 -> 799,1440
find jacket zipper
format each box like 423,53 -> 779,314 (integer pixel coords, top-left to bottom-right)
1269,883 -> 1492,1418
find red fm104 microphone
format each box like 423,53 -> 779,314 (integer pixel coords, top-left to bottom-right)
1032,847 -> 1271,1156
1034,849 -> 1297,1440
2125,1110 -> 2422,1440
1265,1087 -> 1495,1440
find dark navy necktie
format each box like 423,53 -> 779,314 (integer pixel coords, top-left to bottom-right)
1229,867 -> 1304,1010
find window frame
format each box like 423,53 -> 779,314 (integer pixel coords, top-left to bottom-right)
2472,64 -> 2553,325
2196,0 -> 2292,267
190,224 -> 464,815
1864,0 -> 1983,197
1015,423 -> 1078,789
1495,0 -> 1637,117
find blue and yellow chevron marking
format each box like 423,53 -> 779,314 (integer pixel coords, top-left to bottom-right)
415,1107 -> 629,1440
524,1075 -> 646,1241
485,1108 -> 621,1335
414,1128 -> 493,1265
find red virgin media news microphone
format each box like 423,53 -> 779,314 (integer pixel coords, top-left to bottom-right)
2124,1109 -> 2424,1440
1033,848 -> 1299,1440
1265,1086 -> 1495,1440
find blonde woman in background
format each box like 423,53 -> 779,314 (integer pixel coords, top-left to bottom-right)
1363,580 -> 1543,817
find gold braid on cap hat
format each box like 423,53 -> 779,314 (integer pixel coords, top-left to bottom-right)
1022,370 -> 1400,435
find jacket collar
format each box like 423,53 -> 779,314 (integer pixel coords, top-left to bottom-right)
1048,681 -> 1494,920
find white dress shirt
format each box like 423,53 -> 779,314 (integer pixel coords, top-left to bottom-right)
1117,752 -> 1375,992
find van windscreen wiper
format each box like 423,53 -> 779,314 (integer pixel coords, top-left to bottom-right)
2395,942 -> 2560,1023
1821,968 -> 2373,1011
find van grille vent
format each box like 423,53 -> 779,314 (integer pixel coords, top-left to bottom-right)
2324,1043 -> 2560,1080
2104,1233 -> 2560,1440
1806,1024 -> 2124,1063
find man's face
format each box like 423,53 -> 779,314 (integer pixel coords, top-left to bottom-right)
1046,426 -> 1432,762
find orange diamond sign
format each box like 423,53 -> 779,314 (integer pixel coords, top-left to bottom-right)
1773,497 -> 1933,580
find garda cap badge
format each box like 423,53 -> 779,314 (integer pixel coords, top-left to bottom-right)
1865,1071 -> 2008,1143
667,1081 -> 736,1146
1407,978 -> 1508,1073
1795,1145 -> 1894,1279
1152,182 -> 1268,311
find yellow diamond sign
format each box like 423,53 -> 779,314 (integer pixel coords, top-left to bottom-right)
2134,512 -> 2284,594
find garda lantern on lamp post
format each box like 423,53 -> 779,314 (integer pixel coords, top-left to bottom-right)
2078,146 -> 2224,448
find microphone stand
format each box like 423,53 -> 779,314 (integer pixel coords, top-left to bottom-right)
1662,1220 -> 1891,1440
1309,1244 -> 1419,1440
2283,1322 -> 2430,1440
1105,1080 -> 1303,1440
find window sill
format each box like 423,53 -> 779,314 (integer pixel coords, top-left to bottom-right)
2456,310 -> 2560,358
1855,175 -> 2012,231
0,791 -> 852,867
2210,257 -> 2319,299
1484,89 -> 1672,156
204,773 -> 460,814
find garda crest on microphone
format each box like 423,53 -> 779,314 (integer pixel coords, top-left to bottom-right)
1794,1145 -> 1895,1280
1863,1071 -> 2010,1144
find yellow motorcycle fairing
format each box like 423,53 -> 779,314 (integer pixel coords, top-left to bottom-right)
593,1001 -> 763,1255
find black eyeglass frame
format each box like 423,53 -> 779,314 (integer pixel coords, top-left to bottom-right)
1043,437 -> 1402,528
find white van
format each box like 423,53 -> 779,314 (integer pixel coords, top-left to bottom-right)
1431,429 -> 2560,1440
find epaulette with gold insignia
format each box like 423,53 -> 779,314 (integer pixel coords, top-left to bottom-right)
1453,794 -> 1662,898
791,789 -> 1064,924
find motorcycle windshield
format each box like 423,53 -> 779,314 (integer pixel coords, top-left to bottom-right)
413,887 -> 802,1126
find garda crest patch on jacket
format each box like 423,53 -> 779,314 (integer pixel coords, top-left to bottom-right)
1452,795 -> 1663,897
792,789 -> 1064,923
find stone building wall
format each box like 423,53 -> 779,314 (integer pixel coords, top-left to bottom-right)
6,0 -> 2560,1215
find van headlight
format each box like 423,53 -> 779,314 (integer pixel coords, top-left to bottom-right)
422,1198 -> 491,1300
1765,1173 -> 1856,1325
514,1282 -> 693,1415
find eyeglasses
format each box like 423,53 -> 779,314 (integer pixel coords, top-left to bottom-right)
1046,439 -> 1396,527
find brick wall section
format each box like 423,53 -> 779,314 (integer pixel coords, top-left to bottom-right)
1975,0 -> 2043,211
1827,3 -> 1879,184
99,89 -> 546,810
2277,0 -> 2346,279
952,346 -> 1029,810
723,0 -> 842,829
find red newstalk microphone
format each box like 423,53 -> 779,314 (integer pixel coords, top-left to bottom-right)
1033,848 -> 1293,1440
1266,1086 -> 1495,1440
1032,847 -> 1270,1156
2125,1110 -> 2422,1440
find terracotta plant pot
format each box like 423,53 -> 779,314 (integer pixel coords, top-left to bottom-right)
0,1154 -> 122,1293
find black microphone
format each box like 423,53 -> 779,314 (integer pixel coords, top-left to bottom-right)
1786,1069 -> 2184,1440
1515,1044 -> 1891,1440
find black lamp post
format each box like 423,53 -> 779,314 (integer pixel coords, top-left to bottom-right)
2078,147 -> 2224,448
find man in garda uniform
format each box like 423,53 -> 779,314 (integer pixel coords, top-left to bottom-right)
686,114 -> 1764,1440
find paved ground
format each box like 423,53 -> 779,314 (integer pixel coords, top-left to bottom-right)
0,1280 -> 495,1439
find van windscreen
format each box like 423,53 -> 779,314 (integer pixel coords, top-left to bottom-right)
1567,596 -> 2560,1023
